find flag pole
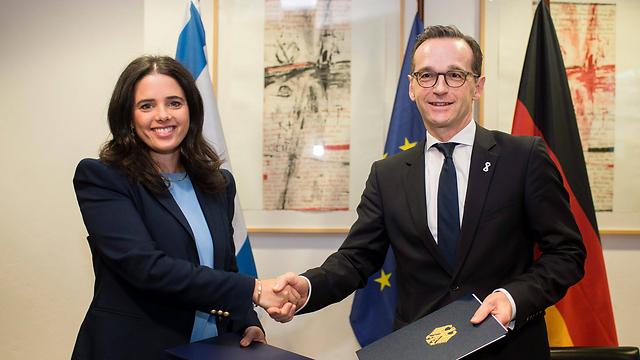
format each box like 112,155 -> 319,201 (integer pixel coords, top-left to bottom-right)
400,1 -> 424,64
212,0 -> 218,96
400,0 -> 404,59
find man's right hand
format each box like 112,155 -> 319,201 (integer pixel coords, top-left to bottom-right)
268,272 -> 310,323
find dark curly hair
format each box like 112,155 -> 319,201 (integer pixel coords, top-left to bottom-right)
99,55 -> 227,194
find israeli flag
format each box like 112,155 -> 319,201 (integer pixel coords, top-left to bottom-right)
176,0 -> 257,277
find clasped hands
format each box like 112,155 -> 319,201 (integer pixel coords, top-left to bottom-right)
252,273 -> 309,323
255,273 -> 512,327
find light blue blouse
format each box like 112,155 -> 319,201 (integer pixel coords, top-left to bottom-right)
163,172 -> 218,342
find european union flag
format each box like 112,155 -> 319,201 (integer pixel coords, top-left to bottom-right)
349,13 -> 424,347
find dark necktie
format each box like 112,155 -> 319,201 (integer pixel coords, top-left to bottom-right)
433,142 -> 460,269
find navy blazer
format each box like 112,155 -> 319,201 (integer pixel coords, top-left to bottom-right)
72,159 -> 260,360
300,126 -> 587,360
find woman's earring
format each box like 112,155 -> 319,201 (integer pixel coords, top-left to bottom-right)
130,127 -> 135,136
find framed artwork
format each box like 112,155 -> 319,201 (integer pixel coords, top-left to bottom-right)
216,0 -> 411,231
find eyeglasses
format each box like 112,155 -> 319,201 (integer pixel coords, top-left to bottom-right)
411,70 -> 479,88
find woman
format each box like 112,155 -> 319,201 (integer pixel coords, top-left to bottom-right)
72,56 -> 297,359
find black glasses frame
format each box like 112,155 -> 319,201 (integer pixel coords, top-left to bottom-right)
411,70 -> 480,88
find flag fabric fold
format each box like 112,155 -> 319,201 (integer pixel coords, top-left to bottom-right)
512,1 -> 617,347
176,0 -> 257,277
348,13 -> 424,348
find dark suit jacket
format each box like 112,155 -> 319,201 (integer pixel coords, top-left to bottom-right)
300,126 -> 587,359
71,159 -> 261,360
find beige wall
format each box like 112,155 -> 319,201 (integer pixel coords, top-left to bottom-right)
0,0 -> 144,358
0,1 -> 637,359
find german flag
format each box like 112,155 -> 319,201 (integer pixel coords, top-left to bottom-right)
511,1 -> 617,347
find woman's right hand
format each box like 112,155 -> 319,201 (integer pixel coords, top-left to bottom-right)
252,278 -> 300,316
267,272 -> 310,323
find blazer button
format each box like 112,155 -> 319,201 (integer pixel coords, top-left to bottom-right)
450,283 -> 459,291
217,310 -> 224,315
210,309 -> 217,315
223,311 -> 230,317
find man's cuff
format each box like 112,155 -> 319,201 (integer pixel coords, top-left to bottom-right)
495,288 -> 516,330
297,275 -> 312,313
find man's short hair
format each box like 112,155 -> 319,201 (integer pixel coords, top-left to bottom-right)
410,25 -> 483,76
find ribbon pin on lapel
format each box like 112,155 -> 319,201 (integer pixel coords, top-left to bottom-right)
483,162 -> 491,173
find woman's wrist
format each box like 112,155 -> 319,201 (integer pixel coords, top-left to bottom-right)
252,279 -> 262,307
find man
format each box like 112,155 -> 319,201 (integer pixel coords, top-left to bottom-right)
269,25 -> 586,359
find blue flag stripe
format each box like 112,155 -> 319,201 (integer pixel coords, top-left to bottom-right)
236,237 -> 258,278
176,2 -> 207,80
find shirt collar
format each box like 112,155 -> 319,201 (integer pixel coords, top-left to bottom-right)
425,119 -> 476,152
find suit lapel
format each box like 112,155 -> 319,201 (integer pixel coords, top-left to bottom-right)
402,139 -> 451,272
151,177 -> 228,270
456,126 -> 498,273
152,191 -> 195,240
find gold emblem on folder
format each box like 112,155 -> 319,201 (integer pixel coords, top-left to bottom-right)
426,325 -> 457,345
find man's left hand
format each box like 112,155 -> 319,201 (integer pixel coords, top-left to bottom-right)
470,292 -> 512,327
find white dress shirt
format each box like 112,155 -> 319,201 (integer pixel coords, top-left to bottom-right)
425,120 -> 515,326
425,120 -> 475,243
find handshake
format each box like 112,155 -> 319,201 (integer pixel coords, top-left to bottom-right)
252,272 -> 308,323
